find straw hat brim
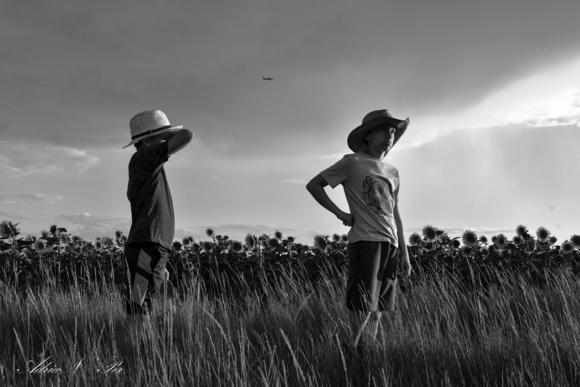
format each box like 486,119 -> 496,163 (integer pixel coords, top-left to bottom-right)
123,125 -> 183,149
347,117 -> 408,152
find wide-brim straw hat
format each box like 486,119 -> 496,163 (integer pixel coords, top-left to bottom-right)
123,109 -> 183,149
347,109 -> 409,152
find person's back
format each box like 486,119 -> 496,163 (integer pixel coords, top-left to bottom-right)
122,109 -> 193,323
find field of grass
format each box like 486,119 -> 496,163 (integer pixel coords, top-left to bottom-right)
3,265 -> 580,387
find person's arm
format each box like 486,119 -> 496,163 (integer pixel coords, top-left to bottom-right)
394,202 -> 411,277
166,129 -> 194,156
306,174 -> 354,226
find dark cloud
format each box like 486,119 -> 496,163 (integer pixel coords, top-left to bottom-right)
2,0 -> 580,158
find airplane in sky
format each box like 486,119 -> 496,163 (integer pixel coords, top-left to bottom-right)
262,77 -> 274,80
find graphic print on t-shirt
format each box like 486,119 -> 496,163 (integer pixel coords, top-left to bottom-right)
361,175 -> 394,217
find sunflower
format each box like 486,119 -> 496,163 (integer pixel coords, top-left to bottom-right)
288,236 -> 295,243
274,230 -> 283,240
332,233 -> 341,242
561,241 -> 574,255
115,230 -> 123,239
408,233 -> 422,246
549,236 -> 558,245
95,240 -> 102,250
479,235 -> 488,244
480,247 -> 489,258
202,241 -> 213,252
462,230 -> 478,247
495,234 -> 507,249
230,241 -> 244,254
34,240 -> 46,253
536,227 -> 550,242
49,225 -> 58,234
313,235 -> 328,254
206,228 -> 215,238
501,249 -> 510,258
341,234 -> 348,243
516,225 -> 528,236
535,239 -> 549,251
182,237 -> 191,246
173,241 -> 182,251
422,225 -> 437,242
192,243 -> 201,253
570,235 -> 580,249
512,235 -> 523,246
491,235 -> 497,244
268,238 -> 279,249
460,245 -> 473,257
245,234 -> 256,249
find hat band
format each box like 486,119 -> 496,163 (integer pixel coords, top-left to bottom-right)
131,125 -> 172,140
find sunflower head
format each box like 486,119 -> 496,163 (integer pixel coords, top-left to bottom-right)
245,234 -> 256,249
202,241 -> 213,252
341,234 -> 348,243
95,240 -> 102,250
230,241 -> 244,253
513,235 -> 523,246
182,237 -> 191,246
313,235 -> 328,254
549,236 -> 558,245
495,234 -> 507,249
480,247 -> 489,257
409,233 -> 422,246
460,245 -> 473,257
274,230 -> 283,240
206,228 -> 215,238
49,225 -> 58,234
34,240 -> 46,252
192,243 -> 201,253
501,249 -> 510,258
268,238 -> 279,249
173,241 -> 182,251
115,230 -> 123,239
422,225 -> 437,241
536,227 -> 550,242
462,230 -> 478,247
451,239 -> 461,249
478,235 -> 488,244
570,235 -> 580,249
287,236 -> 295,243
332,233 -> 341,242
516,225 -> 528,236
561,241 -> 574,255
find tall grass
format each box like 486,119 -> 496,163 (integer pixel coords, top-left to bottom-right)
2,267 -> 580,386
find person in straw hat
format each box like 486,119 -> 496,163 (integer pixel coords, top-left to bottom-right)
122,109 -> 193,328
306,109 -> 411,350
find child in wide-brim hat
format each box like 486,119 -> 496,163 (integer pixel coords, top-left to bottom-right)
306,109 -> 411,349
123,109 -> 193,329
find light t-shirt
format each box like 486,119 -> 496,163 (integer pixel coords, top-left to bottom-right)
320,151 -> 400,246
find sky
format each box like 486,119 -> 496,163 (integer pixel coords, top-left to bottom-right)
1,0 -> 579,246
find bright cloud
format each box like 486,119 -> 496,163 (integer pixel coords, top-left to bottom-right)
0,193 -> 64,205
0,143 -> 101,178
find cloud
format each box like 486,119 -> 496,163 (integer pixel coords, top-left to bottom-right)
281,178 -> 309,185
0,193 -> 64,205
0,143 -> 101,178
55,212 -> 131,240
0,211 -> 31,221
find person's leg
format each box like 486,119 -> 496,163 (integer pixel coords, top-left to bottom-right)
348,310 -> 371,347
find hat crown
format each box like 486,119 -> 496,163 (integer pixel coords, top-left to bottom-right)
130,110 -> 171,136
362,109 -> 393,124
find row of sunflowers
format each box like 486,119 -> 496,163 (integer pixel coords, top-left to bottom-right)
1,220 -> 579,295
